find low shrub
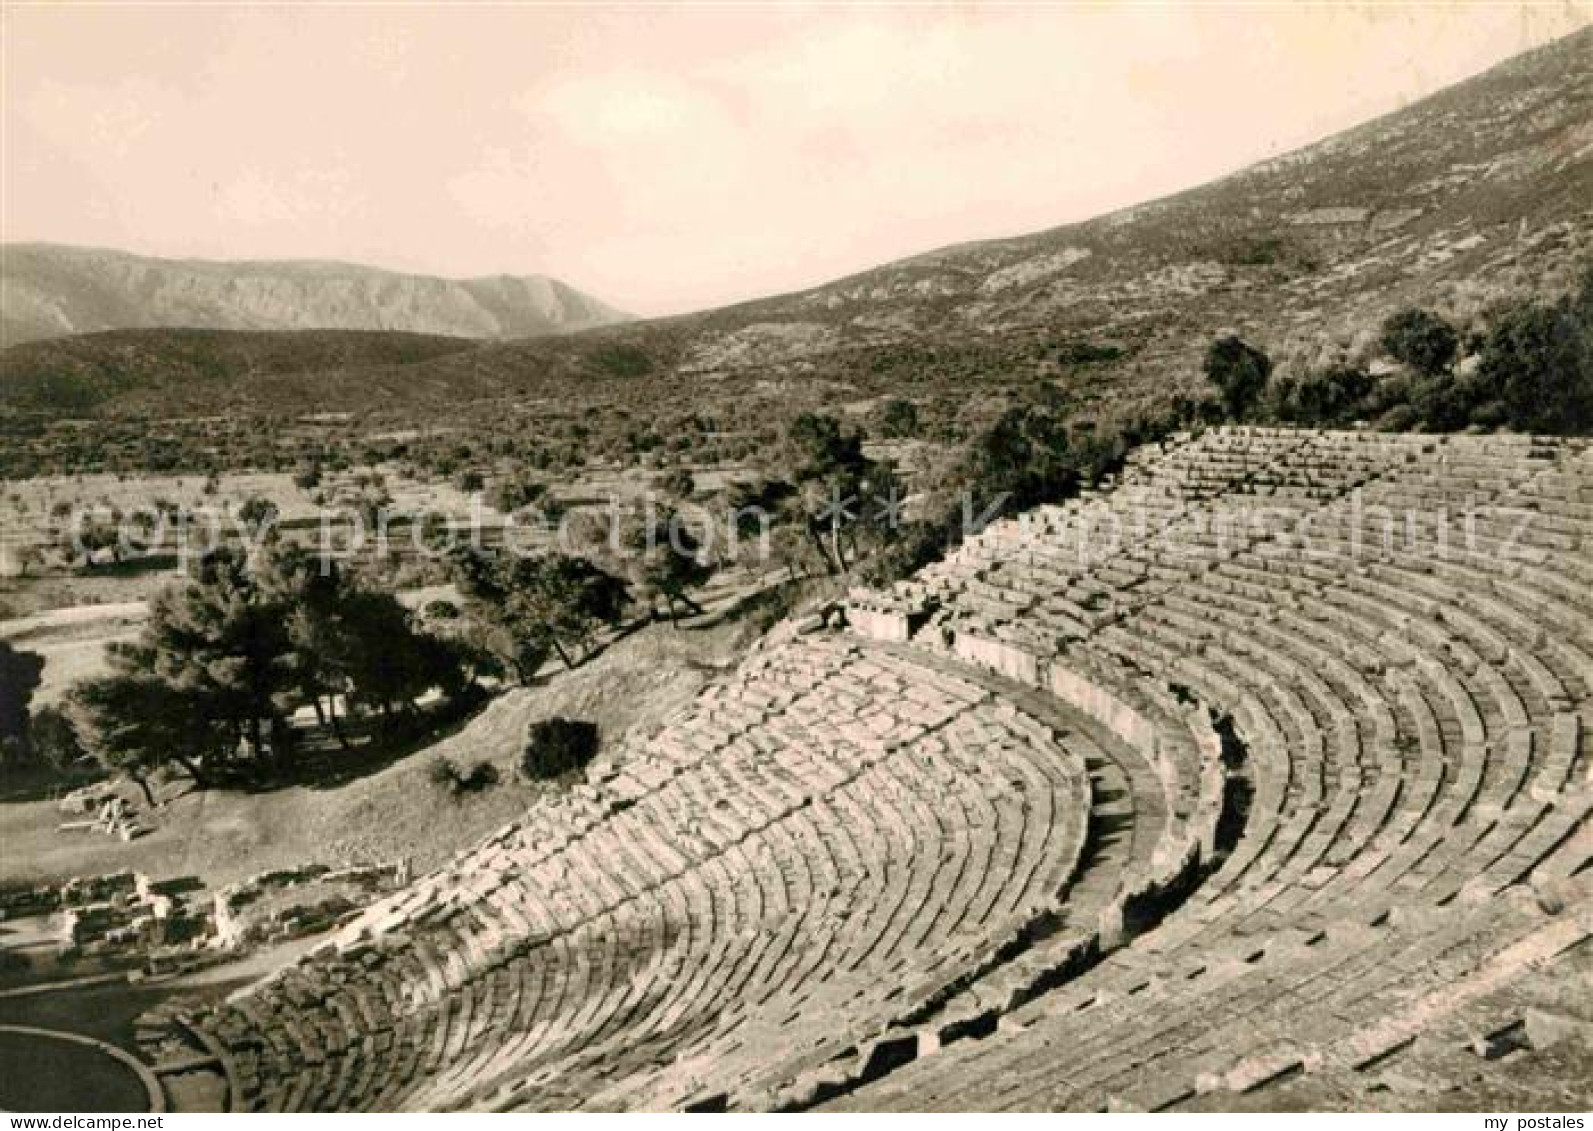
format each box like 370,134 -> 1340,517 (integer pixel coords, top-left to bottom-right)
520,717 -> 600,781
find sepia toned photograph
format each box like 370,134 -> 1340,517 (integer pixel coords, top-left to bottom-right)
1,0 -> 1590,1118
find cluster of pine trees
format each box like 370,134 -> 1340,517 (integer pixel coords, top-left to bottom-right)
62,545 -> 470,801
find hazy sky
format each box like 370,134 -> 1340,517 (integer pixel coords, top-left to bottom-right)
3,4 -> 1588,316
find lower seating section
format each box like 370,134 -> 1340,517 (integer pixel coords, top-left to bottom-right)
832,428 -> 1592,1110
156,428 -> 1591,1111
167,635 -> 1151,1111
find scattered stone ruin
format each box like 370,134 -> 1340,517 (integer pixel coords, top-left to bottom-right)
57,784 -> 149,842
140,428 -> 1592,1111
212,863 -> 410,951
1,871 -> 209,967
1,863 -> 407,981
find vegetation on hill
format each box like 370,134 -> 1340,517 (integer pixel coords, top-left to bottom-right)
599,505 -> 714,625
13,256 -> 1585,809
427,754 -> 500,797
1204,336 -> 1274,422
3,31 -> 1591,827
0,640 -> 45,768
449,549 -> 631,679
1262,267 -> 1593,434
519,717 -> 600,781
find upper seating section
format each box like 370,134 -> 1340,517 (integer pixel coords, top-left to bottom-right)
836,428 -> 1592,1111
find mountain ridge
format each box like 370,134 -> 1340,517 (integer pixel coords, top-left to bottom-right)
0,242 -> 630,347
3,25 -> 1589,421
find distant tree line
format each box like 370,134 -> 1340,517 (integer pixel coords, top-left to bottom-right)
7,266 -> 1588,808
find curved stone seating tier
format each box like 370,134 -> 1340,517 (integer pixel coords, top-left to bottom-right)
554,633 -> 1236,1113
827,430 -> 1591,1111
168,634 -> 1144,1112
830,881 -> 1593,1111
873,429 -> 1455,658
154,428 -> 1590,1112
